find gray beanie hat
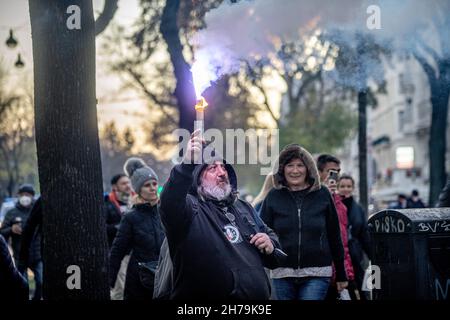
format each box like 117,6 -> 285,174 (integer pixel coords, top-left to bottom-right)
124,157 -> 159,194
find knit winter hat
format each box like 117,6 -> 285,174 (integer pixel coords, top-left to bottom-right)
18,183 -> 35,196
124,157 -> 159,194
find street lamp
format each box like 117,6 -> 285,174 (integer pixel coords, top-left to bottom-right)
5,29 -> 18,48
14,53 -> 24,68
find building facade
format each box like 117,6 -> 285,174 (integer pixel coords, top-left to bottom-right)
339,54 -> 450,209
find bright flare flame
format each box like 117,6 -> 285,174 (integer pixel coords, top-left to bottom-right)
191,56 -> 216,100
194,96 -> 208,111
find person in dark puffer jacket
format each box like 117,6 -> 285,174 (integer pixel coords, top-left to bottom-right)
109,157 -> 164,300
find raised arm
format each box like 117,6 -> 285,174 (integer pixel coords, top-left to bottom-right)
159,130 -> 203,241
159,163 -> 197,237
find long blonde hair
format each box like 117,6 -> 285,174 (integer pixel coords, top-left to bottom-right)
252,173 -> 275,207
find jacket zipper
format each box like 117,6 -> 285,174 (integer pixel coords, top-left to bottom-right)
287,190 -> 303,267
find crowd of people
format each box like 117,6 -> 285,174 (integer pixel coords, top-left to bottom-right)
1,130 -> 448,301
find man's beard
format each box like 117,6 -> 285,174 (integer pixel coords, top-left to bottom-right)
201,180 -> 232,201
116,191 -> 130,203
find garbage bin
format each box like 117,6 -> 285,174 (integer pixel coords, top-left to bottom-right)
368,208 -> 450,300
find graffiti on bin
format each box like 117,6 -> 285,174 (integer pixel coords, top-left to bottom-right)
417,220 -> 450,233
373,215 -> 408,233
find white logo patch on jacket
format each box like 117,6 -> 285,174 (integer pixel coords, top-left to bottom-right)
223,224 -> 242,244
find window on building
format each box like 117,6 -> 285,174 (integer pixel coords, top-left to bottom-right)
404,98 -> 413,124
396,146 -> 414,169
399,73 -> 415,95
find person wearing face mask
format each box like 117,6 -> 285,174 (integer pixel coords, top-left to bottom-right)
109,157 -> 165,300
1,184 -> 37,263
0,184 -> 42,300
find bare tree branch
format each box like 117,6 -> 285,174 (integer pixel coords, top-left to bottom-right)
181,32 -> 195,63
124,66 -> 178,126
95,0 -> 119,36
160,0 -> 196,131
413,48 -> 438,89
294,71 -> 322,103
416,34 -> 441,64
244,61 -> 278,123
0,96 -> 20,117
317,72 -> 325,117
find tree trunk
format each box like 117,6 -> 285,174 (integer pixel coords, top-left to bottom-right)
428,72 -> 450,206
161,0 -> 196,132
358,89 -> 369,215
7,171 -> 14,197
29,0 -> 109,299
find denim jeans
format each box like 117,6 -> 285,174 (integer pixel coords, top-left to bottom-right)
273,277 -> 331,300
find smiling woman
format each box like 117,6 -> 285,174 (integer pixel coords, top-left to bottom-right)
260,144 -> 348,300
283,158 -> 309,191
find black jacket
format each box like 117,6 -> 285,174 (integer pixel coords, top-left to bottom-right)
0,202 -> 41,264
260,186 -> 347,282
407,198 -> 426,208
109,203 -> 164,300
0,235 -> 28,301
19,198 -> 43,271
103,194 -> 125,247
160,163 -> 283,300
342,197 -> 372,265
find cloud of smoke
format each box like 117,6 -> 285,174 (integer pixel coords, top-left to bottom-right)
190,0 -> 449,94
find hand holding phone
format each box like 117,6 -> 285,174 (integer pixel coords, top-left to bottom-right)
327,170 -> 339,193
328,170 -> 339,183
